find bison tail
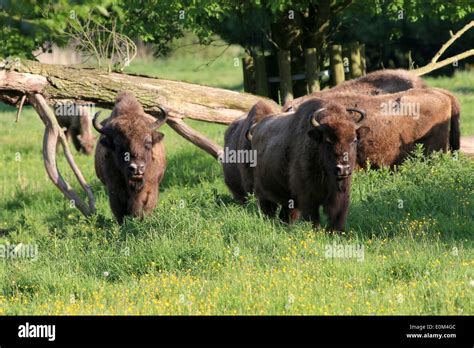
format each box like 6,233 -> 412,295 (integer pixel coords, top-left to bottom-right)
449,97 -> 461,151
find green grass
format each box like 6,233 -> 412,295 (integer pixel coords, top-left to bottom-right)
125,40 -> 245,91
0,47 -> 473,314
0,103 -> 472,315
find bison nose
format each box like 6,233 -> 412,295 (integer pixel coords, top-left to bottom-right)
335,164 -> 351,177
128,163 -> 145,176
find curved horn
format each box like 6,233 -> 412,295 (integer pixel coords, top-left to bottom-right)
246,123 -> 258,141
346,108 -> 366,123
310,108 -> 326,127
92,111 -> 109,136
149,105 -> 168,130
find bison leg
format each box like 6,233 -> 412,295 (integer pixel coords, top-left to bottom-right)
279,206 -> 302,224
258,198 -> 278,218
70,128 -> 83,153
323,198 -> 349,233
279,206 -> 291,223
300,208 -> 321,229
107,189 -> 128,224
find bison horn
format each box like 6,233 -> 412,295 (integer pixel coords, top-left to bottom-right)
149,105 -> 168,130
346,108 -> 366,123
246,123 -> 258,141
310,108 -> 326,127
92,111 -> 109,136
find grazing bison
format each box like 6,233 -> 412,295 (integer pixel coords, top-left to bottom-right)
284,69 -> 427,112
251,98 -> 367,231
222,100 -> 281,203
93,91 -> 167,224
56,106 -> 96,155
315,88 -> 459,168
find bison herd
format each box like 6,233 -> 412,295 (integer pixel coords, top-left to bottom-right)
57,69 -> 460,230
224,69 -> 460,231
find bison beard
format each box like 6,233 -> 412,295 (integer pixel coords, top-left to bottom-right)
128,177 -> 145,192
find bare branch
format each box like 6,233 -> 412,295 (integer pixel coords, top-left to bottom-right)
414,49 -> 474,76
430,21 -> 474,64
194,45 -> 231,71
28,93 -> 95,216
167,117 -> 223,159
65,12 -> 137,72
411,20 -> 474,76
15,95 -> 26,122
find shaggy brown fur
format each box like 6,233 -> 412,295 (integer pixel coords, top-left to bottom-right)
284,69 -> 427,111
94,91 -> 167,224
252,98 -> 366,231
317,88 -> 457,168
57,110 -> 96,155
431,87 -> 461,150
222,100 -> 281,203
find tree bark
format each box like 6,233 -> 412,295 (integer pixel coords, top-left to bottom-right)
0,59 -> 278,124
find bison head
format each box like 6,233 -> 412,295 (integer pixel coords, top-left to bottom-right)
93,107 -> 167,190
307,106 -> 369,182
77,133 -> 96,155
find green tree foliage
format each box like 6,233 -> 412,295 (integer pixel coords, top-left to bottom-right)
1,0 -> 472,72
335,0 -> 474,71
0,0 -> 119,59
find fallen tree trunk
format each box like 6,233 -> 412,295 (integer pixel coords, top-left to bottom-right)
1,58 -> 280,160
0,59 -> 276,124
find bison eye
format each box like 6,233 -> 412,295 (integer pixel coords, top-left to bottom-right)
353,137 -> 358,143
145,142 -> 152,151
324,136 -> 334,144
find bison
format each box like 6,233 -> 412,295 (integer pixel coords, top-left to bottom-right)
222,100 -> 281,203
284,69 -> 427,112
251,98 -> 367,231
313,88 -> 460,168
93,91 -> 167,224
56,106 -> 96,155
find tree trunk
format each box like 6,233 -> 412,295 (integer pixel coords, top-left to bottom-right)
0,59 -> 277,125
330,45 -> 345,86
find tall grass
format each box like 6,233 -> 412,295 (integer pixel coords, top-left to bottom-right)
0,104 -> 472,315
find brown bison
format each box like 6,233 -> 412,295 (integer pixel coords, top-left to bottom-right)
93,91 -> 167,224
251,98 -> 367,231
222,100 -> 281,203
56,106 -> 96,155
315,88 -> 459,168
284,69 -> 427,112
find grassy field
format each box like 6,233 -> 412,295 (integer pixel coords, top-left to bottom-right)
0,50 -> 473,314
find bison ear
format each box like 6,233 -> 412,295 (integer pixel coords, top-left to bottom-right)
152,131 -> 165,144
307,128 -> 324,142
356,126 -> 370,139
100,136 -> 114,149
